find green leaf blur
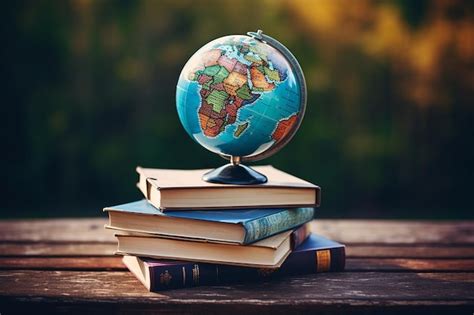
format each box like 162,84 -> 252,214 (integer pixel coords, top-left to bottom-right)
3,0 -> 473,218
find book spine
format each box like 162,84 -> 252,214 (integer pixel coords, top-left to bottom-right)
279,247 -> 346,275
291,223 -> 311,249
147,247 -> 345,291
149,262 -> 222,291
315,187 -> 321,206
242,208 -> 315,244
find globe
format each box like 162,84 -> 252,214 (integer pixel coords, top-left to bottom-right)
176,30 -> 307,184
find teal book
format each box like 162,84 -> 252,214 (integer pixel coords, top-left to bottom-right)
104,200 -> 315,244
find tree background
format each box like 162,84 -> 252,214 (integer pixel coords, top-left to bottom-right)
3,0 -> 473,218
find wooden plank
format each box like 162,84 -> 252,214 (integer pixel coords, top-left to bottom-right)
0,257 -> 126,270
1,218 -> 473,245
1,271 -> 472,298
0,257 -> 473,272
311,220 -> 474,245
346,245 -> 474,258
0,218 -> 115,243
0,243 -> 116,256
2,242 -> 473,258
0,271 -> 472,314
1,219 -> 472,313
346,258 -> 474,271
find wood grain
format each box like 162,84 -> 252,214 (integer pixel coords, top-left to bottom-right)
346,258 -> 474,271
0,257 -> 126,270
346,245 -> 474,258
0,270 -> 473,315
0,257 -> 473,272
2,242 -> 473,258
2,218 -> 473,244
0,218 -> 115,242
1,270 -> 473,299
0,243 -> 115,256
1,218 -> 473,314
311,220 -> 474,245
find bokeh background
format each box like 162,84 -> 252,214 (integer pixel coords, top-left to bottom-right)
3,0 -> 473,218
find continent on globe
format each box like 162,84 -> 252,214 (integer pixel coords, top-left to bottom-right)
233,122 -> 249,138
223,72 -> 247,96
250,65 -> 274,92
191,46 -> 286,138
271,113 -> 298,142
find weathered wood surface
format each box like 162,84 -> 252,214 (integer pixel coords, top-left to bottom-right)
312,220 -> 474,245
2,243 -> 473,258
0,257 -> 125,270
0,271 -> 473,314
1,218 -> 473,244
0,218 -> 115,242
2,243 -> 474,259
1,270 -> 473,300
0,243 -> 115,256
1,257 -> 473,272
0,218 -> 473,314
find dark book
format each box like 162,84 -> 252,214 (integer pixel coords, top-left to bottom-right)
123,233 -> 345,291
116,223 -> 311,268
136,165 -> 320,210
104,200 -> 315,245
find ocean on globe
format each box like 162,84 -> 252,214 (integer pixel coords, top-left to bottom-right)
176,35 -> 303,160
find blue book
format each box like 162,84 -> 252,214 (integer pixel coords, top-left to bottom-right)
104,200 -> 315,244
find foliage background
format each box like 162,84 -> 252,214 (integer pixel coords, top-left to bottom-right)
3,0 -> 473,218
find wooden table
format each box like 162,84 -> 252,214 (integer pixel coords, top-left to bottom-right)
0,219 -> 473,314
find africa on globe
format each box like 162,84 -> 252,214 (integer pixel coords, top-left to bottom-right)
176,30 -> 307,184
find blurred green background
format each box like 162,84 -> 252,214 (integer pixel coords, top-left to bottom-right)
3,0 -> 473,218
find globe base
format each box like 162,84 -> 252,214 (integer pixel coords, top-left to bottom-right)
202,163 -> 268,185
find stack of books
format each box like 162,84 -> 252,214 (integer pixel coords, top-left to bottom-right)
104,165 -> 345,291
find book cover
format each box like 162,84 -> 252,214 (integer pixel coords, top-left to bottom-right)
116,223 -> 310,268
137,165 -> 321,210
105,200 -> 315,244
123,233 -> 345,291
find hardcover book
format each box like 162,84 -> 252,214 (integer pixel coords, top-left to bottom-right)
104,200 -> 315,244
123,233 -> 345,291
136,165 -> 320,210
115,223 -> 311,268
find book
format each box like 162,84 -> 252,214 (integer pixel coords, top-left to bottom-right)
136,165 -> 320,210
115,223 -> 311,268
123,233 -> 345,291
104,200 -> 315,245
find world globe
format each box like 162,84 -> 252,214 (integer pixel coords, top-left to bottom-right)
176,30 -> 307,184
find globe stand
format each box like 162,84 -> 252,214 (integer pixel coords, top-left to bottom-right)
202,156 -> 268,185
